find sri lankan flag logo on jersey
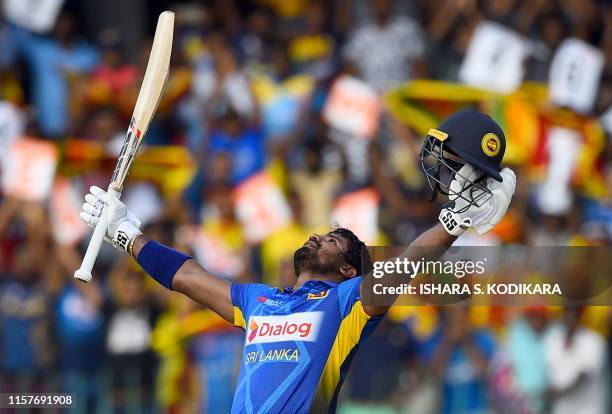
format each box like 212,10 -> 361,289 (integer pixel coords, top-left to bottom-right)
307,290 -> 329,300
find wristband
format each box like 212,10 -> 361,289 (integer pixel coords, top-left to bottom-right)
136,240 -> 191,290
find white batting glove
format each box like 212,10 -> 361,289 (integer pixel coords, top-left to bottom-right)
439,164 -> 516,236
80,186 -> 142,252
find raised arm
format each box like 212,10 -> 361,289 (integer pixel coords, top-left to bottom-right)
130,235 -> 234,322
80,186 -> 235,324
362,224 -> 455,316
362,165 -> 516,316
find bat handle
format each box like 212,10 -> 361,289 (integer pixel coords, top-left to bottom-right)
74,187 -> 121,283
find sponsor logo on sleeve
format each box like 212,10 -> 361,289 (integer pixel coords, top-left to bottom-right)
246,312 -> 322,344
257,296 -> 284,307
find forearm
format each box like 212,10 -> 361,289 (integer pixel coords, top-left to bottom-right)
131,235 -> 234,323
401,223 -> 456,258
130,233 -> 149,257
363,224 -> 456,316
80,187 -> 236,324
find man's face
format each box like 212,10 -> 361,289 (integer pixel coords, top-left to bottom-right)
562,307 -> 583,331
294,232 -> 350,278
221,115 -> 243,137
371,0 -> 392,24
53,13 -> 75,43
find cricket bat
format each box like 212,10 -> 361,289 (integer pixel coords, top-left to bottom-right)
74,11 -> 174,282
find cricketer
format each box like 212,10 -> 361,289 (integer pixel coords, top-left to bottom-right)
79,109 -> 516,413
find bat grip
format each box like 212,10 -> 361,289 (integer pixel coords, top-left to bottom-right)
74,187 -> 121,282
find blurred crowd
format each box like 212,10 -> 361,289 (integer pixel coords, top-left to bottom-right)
0,0 -> 611,413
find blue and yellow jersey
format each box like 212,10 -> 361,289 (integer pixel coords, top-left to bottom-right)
230,277 -> 383,413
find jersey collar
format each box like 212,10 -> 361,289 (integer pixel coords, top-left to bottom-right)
282,279 -> 338,295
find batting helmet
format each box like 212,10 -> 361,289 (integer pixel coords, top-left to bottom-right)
420,109 -> 507,212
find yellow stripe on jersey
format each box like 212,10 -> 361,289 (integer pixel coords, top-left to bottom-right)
234,306 -> 246,329
310,300 -> 371,413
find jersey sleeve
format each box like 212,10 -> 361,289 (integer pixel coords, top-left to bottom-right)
337,276 -> 384,346
337,276 -> 369,319
230,283 -> 271,330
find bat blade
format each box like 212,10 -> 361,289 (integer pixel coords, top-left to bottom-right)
74,11 -> 174,283
111,10 -> 174,192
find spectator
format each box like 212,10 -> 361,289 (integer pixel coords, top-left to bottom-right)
289,139 -> 342,231
208,106 -> 266,185
238,6 -> 274,67
189,311 -> 242,413
105,260 -> 161,412
544,306 -> 608,414
86,29 -> 139,119
212,47 -> 256,119
343,0 -> 426,92
12,11 -> 98,138
260,189 -> 310,285
250,40 -> 315,143
0,199 -> 54,381
0,241 -> 54,375
369,119 -> 438,243
289,1 -> 336,79
196,184 -> 250,281
53,245 -> 106,412
340,317 -> 417,413
421,306 -> 496,414
78,106 -> 123,151
526,11 -> 569,82
491,307 -> 549,414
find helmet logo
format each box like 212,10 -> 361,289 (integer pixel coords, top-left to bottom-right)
481,133 -> 500,157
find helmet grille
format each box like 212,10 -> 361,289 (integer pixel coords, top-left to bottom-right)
420,135 -> 493,213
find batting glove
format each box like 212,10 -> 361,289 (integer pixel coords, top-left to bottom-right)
80,186 -> 142,252
439,164 -> 516,236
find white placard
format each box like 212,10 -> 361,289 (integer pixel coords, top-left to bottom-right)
537,127 -> 582,215
233,172 -> 292,243
600,107 -> 612,134
192,228 -> 245,279
323,75 -> 380,139
50,178 -> 88,245
123,183 -> 163,227
0,101 -> 25,172
459,21 -> 531,94
549,38 -> 604,114
2,137 -> 58,201
331,188 -> 380,244
3,0 -> 65,34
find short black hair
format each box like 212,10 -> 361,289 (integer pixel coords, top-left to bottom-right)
330,227 -> 373,276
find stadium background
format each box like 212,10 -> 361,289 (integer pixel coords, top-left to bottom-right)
0,0 -> 610,413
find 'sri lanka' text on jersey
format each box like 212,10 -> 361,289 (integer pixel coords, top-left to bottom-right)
230,276 -> 382,414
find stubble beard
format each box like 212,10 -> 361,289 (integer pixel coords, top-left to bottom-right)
293,246 -> 337,277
